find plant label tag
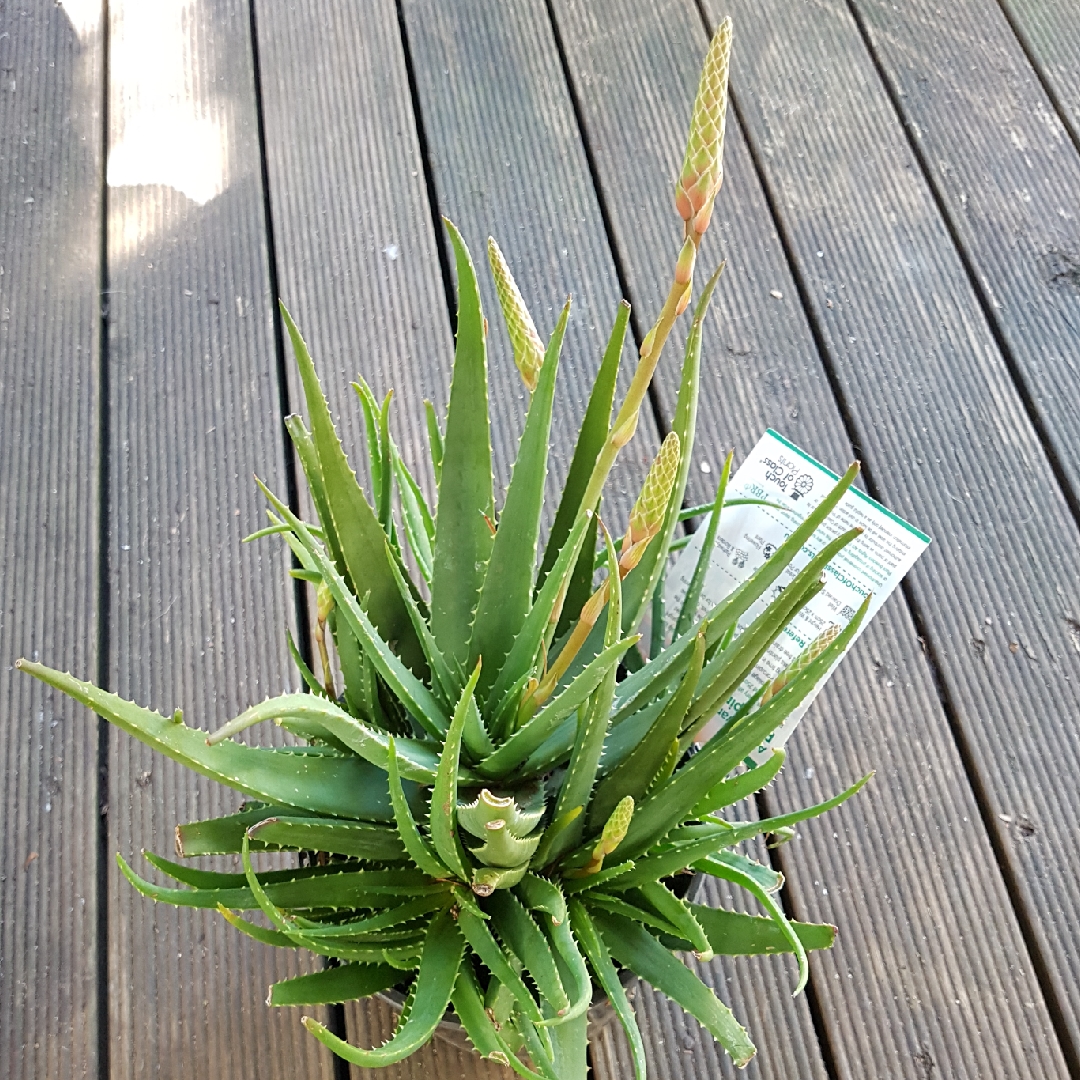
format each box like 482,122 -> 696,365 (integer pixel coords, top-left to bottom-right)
663,429 -> 930,765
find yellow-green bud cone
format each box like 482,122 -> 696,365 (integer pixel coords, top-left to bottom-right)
761,624 -> 841,704
626,431 -> 681,549
597,795 -> 634,857
488,237 -> 545,392
675,17 -> 732,241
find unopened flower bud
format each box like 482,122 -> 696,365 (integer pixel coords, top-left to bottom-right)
625,432 -> 681,550
761,624 -> 840,704
674,237 -> 696,286
488,237 -> 544,392
316,582 -> 334,623
597,796 -> 634,857
674,18 -> 732,241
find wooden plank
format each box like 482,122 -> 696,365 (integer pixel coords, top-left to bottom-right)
552,0 -> 1072,1076
1000,1 -> 1080,144
255,0 -> 453,502
844,0 -> 1080,558
0,4 -> 102,1078
253,5 -> 510,1074
103,3 -> 331,1077
700,0 -> 1080,1069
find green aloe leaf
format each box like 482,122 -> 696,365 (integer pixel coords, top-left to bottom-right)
217,905 -> 296,947
585,891 -> 683,939
674,449 -> 732,638
330,614 -> 371,722
484,510 -> 593,722
634,881 -> 712,958
488,890 -> 570,1018
543,913 -> 592,1024
268,962 -> 401,1006
388,737 -> 449,879
424,400 -> 444,484
594,910 -> 756,1067
176,804 -> 317,857
536,527 -> 623,867
450,965 -> 553,1080
256,482 -> 450,740
560,859 -> 635,895
430,661 -> 483,880
141,850 -> 340,890
538,300 -> 628,591
279,302 -> 422,673
719,771 -> 873,845
476,636 -> 636,780
392,445 -> 435,584
285,626 -> 326,698
208,693 -> 473,785
687,904 -> 836,955
691,749 -> 785,818
455,906 -> 544,1024
430,221 -> 494,668
695,851 -> 809,994
590,630 -> 705,829
515,873 -> 567,927
245,817 -> 408,861
118,854 -> 437,911
299,893 -> 453,939
568,900 -> 646,1080
301,908 -> 464,1066
17,661 -> 394,821
283,414 -> 346,577
620,593 -> 870,857
384,539 -> 459,707
471,300 -> 569,688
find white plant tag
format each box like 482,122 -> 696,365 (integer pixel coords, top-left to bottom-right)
663,429 -> 930,765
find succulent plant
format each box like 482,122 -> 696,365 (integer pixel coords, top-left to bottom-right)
18,19 -> 873,1078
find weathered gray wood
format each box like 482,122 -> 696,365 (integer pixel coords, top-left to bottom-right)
842,0 -> 1080,595
1001,1 -> 1080,145
704,0 -> 1080,1069
104,2 -> 330,1077
255,0 -> 453,504
553,0 -> 1072,1076
0,4 -> 102,1078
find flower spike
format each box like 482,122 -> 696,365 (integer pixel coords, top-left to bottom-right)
675,17 -> 733,244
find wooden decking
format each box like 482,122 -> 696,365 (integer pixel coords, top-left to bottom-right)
3,0 -> 1080,1077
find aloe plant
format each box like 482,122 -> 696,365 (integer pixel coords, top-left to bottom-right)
18,20 -> 875,1077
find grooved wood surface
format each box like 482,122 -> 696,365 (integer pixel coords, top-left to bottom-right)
846,0 -> 1080,546
1002,0 -> 1080,144
552,0 -> 1071,1076
0,5 -> 102,1079
400,0 -> 660,521
711,0 -> 1080,1069
256,0 -> 453,507
104,2 -> 329,1077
